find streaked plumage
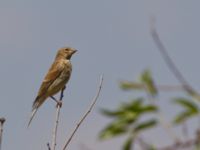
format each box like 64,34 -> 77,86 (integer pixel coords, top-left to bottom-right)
28,47 -> 77,126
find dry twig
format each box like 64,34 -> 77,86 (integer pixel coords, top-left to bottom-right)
62,75 -> 103,150
150,17 -> 200,100
121,81 -> 184,92
47,143 -> 51,150
150,17 -> 200,149
0,118 -> 6,150
51,88 -> 65,150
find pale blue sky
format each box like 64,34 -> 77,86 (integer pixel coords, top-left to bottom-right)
1,1 -> 200,150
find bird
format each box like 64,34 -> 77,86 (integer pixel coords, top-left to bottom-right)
28,47 -> 77,127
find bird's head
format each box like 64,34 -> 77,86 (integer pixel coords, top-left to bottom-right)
56,47 -> 77,60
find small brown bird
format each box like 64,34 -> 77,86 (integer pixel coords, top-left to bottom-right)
28,47 -> 77,126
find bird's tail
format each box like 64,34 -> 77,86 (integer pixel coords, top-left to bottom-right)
27,96 -> 43,127
27,107 -> 38,127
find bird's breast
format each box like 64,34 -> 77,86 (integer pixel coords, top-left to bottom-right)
47,60 -> 72,96
56,60 -> 71,87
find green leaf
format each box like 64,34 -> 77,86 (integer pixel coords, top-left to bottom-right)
123,136 -> 134,150
140,69 -> 158,96
173,111 -> 196,124
173,98 -> 199,113
133,119 -> 157,133
139,105 -> 158,114
101,109 -> 126,117
120,81 -> 144,91
100,100 -> 142,121
173,98 -> 199,124
101,98 -> 158,119
120,98 -> 158,114
99,120 -> 128,140
101,98 -> 143,117
100,99 -> 158,141
120,111 -> 138,124
122,98 -> 144,110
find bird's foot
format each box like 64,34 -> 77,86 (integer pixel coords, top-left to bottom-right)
56,100 -> 62,108
50,96 -> 62,107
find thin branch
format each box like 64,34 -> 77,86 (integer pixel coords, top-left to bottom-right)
155,129 -> 200,150
121,81 -> 184,92
158,139 -> 197,150
51,105 -> 61,150
0,118 -> 6,150
51,88 -> 65,150
47,143 -> 51,150
137,137 -> 152,150
62,75 -> 104,150
150,19 -> 200,149
150,17 -> 200,99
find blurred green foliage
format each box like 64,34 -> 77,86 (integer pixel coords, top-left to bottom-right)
100,98 -> 158,141
140,69 -> 158,96
173,98 -> 199,124
99,69 -> 200,150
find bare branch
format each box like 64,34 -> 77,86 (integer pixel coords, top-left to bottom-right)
121,81 -> 184,92
51,88 -> 65,150
150,17 -> 200,99
150,18 -> 200,149
137,137 -> 152,150
62,75 -> 104,150
0,118 -> 6,150
148,129 -> 200,150
47,143 -> 51,150
158,139 -> 197,150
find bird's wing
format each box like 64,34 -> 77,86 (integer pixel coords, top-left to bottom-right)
32,60 -> 65,108
37,60 -> 65,98
28,61 -> 65,127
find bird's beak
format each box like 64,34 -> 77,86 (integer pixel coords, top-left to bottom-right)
72,49 -> 77,54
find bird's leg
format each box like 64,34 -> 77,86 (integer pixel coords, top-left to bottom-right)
50,86 -> 66,107
60,86 -> 66,100
50,96 -> 59,103
56,86 -> 66,108
50,96 -> 62,107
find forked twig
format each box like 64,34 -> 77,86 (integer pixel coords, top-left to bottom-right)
0,118 -> 6,150
62,75 -> 104,150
